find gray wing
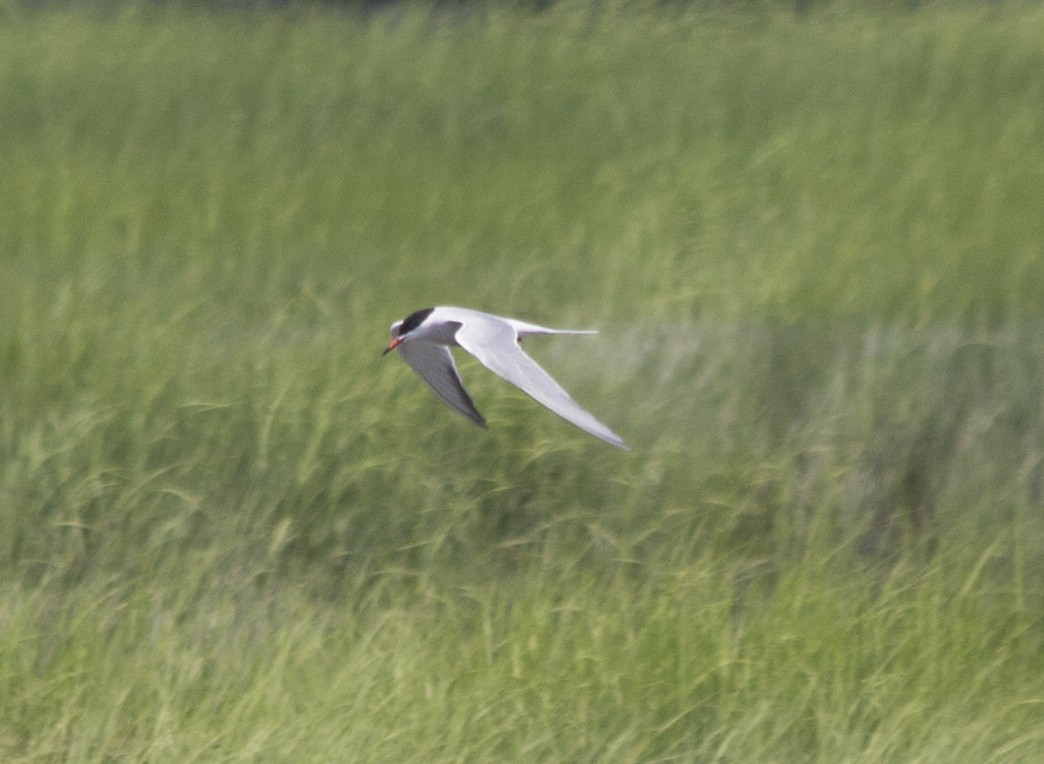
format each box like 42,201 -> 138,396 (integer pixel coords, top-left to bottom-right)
395,340 -> 487,428
454,318 -> 629,450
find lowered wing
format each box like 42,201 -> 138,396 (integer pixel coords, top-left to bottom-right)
395,338 -> 487,428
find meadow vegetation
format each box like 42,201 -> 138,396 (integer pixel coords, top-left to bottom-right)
1,1 -> 1043,760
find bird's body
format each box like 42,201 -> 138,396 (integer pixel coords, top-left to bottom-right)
384,306 -> 628,450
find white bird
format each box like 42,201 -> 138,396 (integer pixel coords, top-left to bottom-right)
383,306 -> 629,450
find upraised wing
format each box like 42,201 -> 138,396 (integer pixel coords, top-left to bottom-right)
454,317 -> 629,450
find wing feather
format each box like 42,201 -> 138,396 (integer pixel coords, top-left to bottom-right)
395,340 -> 487,428
454,319 -> 628,450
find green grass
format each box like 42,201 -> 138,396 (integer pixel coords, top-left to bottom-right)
2,2 -> 1044,760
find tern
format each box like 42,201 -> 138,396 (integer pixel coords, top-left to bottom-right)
383,307 -> 629,450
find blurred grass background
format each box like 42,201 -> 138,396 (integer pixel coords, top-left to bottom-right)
1,2 -> 1043,760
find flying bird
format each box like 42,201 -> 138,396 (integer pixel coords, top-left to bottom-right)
383,306 -> 629,450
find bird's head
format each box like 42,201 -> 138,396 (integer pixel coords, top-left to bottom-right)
382,307 -> 435,356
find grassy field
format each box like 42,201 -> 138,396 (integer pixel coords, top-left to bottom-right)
2,1 -> 1044,760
